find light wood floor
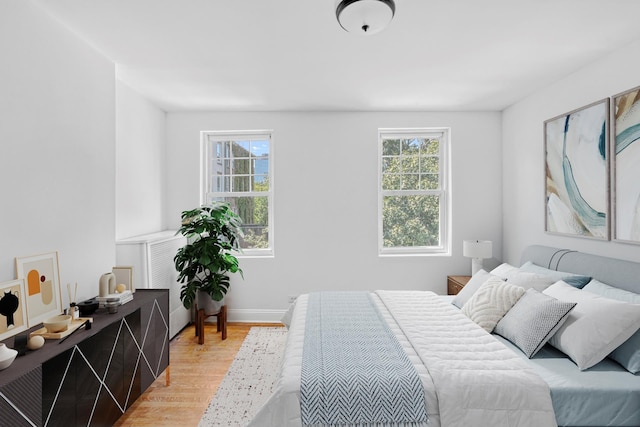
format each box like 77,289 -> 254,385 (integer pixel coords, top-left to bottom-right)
114,322 -> 279,427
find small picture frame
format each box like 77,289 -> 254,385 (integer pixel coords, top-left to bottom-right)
112,266 -> 135,293
0,279 -> 29,340
15,252 -> 63,326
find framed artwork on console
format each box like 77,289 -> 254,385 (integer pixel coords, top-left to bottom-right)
612,86 -> 640,244
15,252 -> 63,326
0,279 -> 28,340
112,266 -> 135,293
544,99 -> 610,240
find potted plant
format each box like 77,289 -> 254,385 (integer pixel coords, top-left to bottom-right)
174,202 -> 244,313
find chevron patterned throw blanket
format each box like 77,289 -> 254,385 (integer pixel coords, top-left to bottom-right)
300,292 -> 428,427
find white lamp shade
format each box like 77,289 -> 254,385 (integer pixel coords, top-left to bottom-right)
336,0 -> 395,35
463,240 -> 493,259
463,240 -> 492,275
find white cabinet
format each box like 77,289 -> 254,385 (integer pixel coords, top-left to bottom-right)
116,230 -> 189,338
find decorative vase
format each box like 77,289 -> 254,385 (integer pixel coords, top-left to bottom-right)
0,343 -> 18,370
197,291 -> 224,316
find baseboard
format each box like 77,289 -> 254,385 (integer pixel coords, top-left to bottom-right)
200,308 -> 286,323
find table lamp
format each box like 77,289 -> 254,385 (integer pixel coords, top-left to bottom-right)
463,240 -> 492,275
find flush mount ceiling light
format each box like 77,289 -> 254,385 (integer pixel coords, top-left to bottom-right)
336,0 -> 396,35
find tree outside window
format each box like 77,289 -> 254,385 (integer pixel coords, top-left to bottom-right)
379,129 -> 450,255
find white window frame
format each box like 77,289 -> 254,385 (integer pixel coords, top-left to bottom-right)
200,130 -> 274,257
378,128 -> 451,256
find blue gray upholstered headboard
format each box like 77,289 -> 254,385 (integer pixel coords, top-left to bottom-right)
520,245 -> 640,294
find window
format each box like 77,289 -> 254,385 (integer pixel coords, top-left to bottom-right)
201,130 -> 273,256
378,128 -> 450,255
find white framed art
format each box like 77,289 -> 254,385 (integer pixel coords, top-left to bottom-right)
612,86 -> 640,244
544,99 -> 610,240
0,279 -> 28,340
15,251 -> 63,326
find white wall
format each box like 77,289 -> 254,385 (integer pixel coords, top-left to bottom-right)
0,1 -> 116,304
502,39 -> 640,265
115,80 -> 167,239
166,111 -> 503,320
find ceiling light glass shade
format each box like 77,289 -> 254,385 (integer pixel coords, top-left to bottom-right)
336,0 -> 396,35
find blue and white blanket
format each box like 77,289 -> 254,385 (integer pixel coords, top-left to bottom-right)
248,291 -> 556,427
299,291 -> 428,427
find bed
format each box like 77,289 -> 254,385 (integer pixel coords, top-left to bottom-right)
249,245 -> 640,427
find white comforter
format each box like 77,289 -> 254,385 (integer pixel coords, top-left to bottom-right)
249,291 -> 557,427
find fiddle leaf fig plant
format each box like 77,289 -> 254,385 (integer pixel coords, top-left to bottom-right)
174,202 -> 244,310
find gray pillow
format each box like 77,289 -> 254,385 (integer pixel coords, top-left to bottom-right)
520,261 -> 592,288
494,288 -> 576,358
452,269 -> 492,309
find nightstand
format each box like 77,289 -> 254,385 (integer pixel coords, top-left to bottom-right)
447,275 -> 471,295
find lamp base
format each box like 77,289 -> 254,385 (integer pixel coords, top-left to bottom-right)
471,258 -> 484,276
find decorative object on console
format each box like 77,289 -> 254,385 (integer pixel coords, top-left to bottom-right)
463,240 -> 492,275
0,343 -> 17,370
96,290 -> 133,307
26,335 -> 44,351
14,334 -> 29,355
336,0 -> 395,35
77,298 -> 99,316
0,278 -> 28,341
544,99 -> 609,240
43,314 -> 71,333
99,272 -> 115,297
31,316 -> 92,340
112,266 -> 135,293
612,86 -> 640,244
15,251 -> 63,327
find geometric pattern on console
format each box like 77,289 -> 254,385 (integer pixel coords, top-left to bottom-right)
42,299 -> 168,426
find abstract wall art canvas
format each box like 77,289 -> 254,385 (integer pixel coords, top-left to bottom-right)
0,279 -> 28,340
15,252 -> 63,326
613,87 -> 640,244
544,99 -> 609,239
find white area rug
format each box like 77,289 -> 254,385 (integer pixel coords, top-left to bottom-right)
199,327 -> 288,427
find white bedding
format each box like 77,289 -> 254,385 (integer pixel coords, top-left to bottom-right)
249,291 -> 557,427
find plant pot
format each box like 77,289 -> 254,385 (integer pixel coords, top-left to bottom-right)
197,290 -> 225,316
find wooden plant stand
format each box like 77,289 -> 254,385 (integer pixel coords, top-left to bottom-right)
195,304 -> 227,344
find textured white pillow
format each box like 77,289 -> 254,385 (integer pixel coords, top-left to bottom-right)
461,277 -> 526,333
543,281 -> 640,370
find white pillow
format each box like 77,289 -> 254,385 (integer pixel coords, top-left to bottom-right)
490,263 -> 553,291
490,263 -> 520,279
506,271 -> 555,292
583,279 -> 640,373
519,261 -> 591,288
543,281 -> 640,370
461,277 -> 526,333
451,269 -> 493,309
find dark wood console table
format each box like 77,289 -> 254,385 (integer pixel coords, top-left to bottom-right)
0,289 -> 169,427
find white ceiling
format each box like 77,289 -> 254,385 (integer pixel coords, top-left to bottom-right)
34,0 -> 640,112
